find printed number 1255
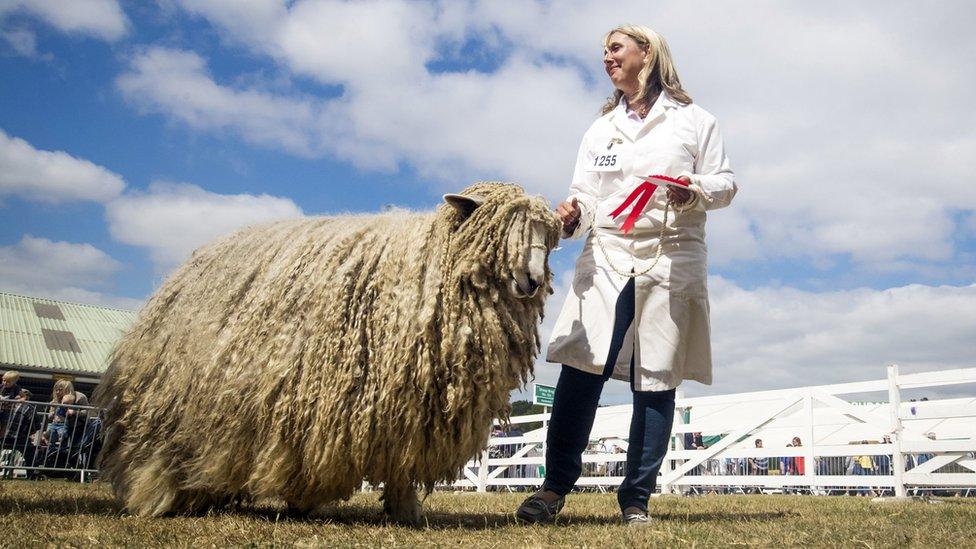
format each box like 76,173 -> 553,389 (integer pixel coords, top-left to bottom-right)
593,154 -> 617,167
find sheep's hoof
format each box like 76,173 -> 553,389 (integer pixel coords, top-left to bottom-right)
382,487 -> 423,525
388,504 -> 423,526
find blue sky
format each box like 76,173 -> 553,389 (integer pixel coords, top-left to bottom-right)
2,1 -> 975,401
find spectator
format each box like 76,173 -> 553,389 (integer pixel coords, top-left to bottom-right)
916,432 -> 936,466
3,388 -> 34,441
507,426 -> 525,478
488,427 -> 504,457
1,370 -> 21,400
48,380 -> 89,440
750,439 -> 768,476
612,445 -> 626,477
851,441 -> 876,496
1,370 -> 22,432
526,444 -> 544,479
780,444 -> 794,475
45,392 -> 75,447
1,389 -> 39,476
792,436 -> 805,475
876,435 -> 892,477
691,432 -> 705,449
486,427 -> 505,487
49,379 -> 89,416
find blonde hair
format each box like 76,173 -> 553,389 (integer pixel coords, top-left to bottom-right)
52,379 -> 75,402
601,25 -> 692,115
2,370 -> 19,383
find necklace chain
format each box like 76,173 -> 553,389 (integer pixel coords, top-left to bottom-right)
595,200 -> 672,278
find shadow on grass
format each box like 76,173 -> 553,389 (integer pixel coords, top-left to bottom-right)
654,510 -> 799,523
248,506 -> 800,529
0,487 -> 122,517
0,481 -> 799,529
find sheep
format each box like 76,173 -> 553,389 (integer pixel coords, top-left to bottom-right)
95,182 -> 561,523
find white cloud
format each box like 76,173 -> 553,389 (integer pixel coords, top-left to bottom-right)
703,277 -> 976,397
0,128 -> 126,203
105,181 -> 303,271
525,267 -> 976,404
116,45 -> 598,192
276,0 -> 436,84
0,0 -> 129,41
171,0 -> 286,52
116,47 -> 330,158
1,27 -> 51,60
0,235 -> 141,310
133,0 -> 976,273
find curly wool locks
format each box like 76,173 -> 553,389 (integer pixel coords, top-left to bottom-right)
95,182 -> 560,521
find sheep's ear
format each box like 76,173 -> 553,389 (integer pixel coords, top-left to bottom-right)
443,193 -> 485,219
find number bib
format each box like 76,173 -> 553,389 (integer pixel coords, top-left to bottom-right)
585,138 -> 626,173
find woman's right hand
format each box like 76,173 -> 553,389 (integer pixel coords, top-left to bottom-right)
556,197 -> 581,234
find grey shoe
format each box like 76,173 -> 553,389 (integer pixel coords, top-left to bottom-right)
622,510 -> 651,527
516,494 -> 565,524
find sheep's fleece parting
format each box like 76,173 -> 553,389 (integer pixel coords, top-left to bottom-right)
95,182 -> 561,522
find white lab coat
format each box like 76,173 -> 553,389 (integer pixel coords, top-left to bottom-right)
546,92 -> 736,391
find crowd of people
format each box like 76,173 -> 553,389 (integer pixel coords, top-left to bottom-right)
482,426 -> 973,497
1,372 -> 101,478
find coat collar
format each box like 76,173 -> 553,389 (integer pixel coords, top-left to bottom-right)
610,90 -> 678,141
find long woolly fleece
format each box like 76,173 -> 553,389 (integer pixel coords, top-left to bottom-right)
95,182 -> 561,518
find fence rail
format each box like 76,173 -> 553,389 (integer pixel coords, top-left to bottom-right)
0,400 -> 102,481
454,365 -> 976,497
4,365 -> 974,497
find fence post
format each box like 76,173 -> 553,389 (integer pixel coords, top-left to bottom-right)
663,389 -> 687,496
542,405 -> 549,467
886,363 -> 907,499
803,389 -> 817,493
477,436 -> 490,493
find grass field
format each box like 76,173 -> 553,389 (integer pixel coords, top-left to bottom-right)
1,480 -> 974,547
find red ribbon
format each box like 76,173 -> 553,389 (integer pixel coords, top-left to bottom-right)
609,175 -> 687,234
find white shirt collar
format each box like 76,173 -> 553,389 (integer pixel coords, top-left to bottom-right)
614,90 -> 678,120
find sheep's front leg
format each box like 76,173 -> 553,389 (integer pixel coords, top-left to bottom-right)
381,481 -> 422,525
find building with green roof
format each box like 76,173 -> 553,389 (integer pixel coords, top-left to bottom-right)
0,292 -> 137,401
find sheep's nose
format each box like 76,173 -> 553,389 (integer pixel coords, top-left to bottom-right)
527,278 -> 541,294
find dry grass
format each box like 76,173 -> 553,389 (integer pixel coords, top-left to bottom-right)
1,480 -> 973,547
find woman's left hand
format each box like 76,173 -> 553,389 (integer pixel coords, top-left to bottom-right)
667,175 -> 693,205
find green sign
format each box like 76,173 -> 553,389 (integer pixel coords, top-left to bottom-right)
533,383 -> 555,406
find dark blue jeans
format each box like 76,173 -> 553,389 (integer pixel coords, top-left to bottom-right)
541,278 -> 676,512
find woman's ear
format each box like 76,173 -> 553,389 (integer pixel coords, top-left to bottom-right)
443,193 -> 486,219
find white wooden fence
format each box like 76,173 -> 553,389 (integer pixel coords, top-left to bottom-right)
453,365 -> 976,496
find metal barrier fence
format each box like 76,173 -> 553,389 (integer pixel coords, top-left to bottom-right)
4,365 -> 974,497
452,365 -> 976,497
0,400 -> 102,482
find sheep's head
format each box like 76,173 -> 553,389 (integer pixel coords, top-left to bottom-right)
443,183 -> 561,299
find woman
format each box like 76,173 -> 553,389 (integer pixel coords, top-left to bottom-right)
516,25 -> 736,526
49,380 -> 89,410
792,436 -> 805,475
48,379 -> 89,426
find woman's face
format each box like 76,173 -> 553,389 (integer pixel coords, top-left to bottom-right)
603,32 -> 646,94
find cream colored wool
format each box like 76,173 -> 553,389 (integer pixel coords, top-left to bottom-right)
95,182 -> 561,521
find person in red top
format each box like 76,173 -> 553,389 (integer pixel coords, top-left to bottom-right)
792,436 -> 805,475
